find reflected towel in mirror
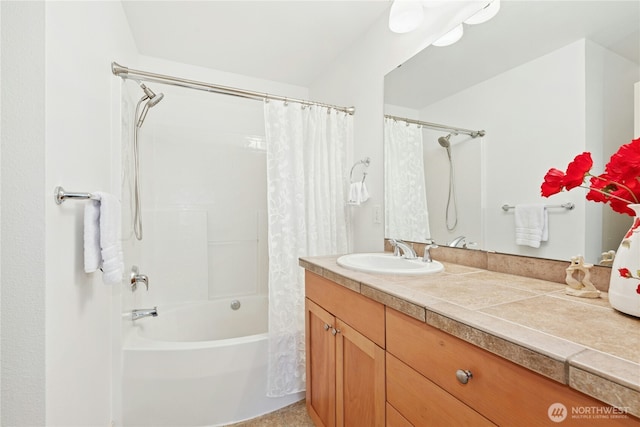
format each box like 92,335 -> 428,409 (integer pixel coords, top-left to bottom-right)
514,204 -> 548,248
347,182 -> 370,205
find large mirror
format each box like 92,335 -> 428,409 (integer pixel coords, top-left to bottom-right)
384,0 -> 640,264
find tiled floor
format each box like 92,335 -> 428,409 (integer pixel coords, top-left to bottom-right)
226,400 -> 315,427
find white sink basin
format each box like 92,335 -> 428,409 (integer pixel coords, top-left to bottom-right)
337,253 -> 444,275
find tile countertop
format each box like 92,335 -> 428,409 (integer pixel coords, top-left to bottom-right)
299,255 -> 640,418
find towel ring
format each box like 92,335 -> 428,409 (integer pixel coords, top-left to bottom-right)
350,157 -> 371,183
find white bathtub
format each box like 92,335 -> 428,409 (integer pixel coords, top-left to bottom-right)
122,296 -> 304,427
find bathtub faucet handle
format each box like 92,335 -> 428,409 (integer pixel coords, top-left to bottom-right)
130,265 -> 150,292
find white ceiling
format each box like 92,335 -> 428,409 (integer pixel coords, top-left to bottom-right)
121,0 -> 392,87
385,0 -> 640,109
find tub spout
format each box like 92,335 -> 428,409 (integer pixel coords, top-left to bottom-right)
132,307 -> 158,321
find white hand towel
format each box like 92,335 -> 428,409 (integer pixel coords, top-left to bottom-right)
347,182 -> 370,205
83,192 -> 124,284
348,182 -> 362,205
359,182 -> 370,204
514,204 -> 548,248
84,199 -> 101,273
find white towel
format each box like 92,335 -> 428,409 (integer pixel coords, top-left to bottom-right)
84,199 -> 102,273
347,182 -> 370,205
348,182 -> 361,205
514,204 -> 548,248
84,192 -> 124,285
359,182 -> 370,204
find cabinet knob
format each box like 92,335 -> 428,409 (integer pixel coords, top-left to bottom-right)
456,369 -> 473,384
324,323 -> 331,331
331,328 -> 341,336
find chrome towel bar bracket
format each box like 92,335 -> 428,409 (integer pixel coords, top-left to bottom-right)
54,186 -> 97,205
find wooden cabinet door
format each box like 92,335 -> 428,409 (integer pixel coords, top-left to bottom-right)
306,299 -> 336,427
336,318 -> 385,427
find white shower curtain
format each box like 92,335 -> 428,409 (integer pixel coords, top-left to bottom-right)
384,117 -> 431,242
264,100 -> 351,397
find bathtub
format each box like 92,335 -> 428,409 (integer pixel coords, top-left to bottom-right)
122,296 -> 304,427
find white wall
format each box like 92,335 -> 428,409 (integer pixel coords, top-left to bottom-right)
45,2 -> 137,425
0,2 -> 136,426
309,1 -> 485,252
1,2 -> 46,425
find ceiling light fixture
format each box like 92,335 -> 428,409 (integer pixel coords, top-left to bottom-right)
464,0 -> 501,25
432,24 -> 464,47
388,0 -> 425,34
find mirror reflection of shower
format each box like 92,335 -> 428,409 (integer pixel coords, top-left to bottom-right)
438,133 -> 458,231
133,83 -> 164,240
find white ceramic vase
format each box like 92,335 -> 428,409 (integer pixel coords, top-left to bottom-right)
609,204 -> 640,317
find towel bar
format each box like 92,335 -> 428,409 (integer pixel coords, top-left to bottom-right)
501,202 -> 575,212
54,186 -> 98,205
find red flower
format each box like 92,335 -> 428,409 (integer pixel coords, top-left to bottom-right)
542,139 -> 640,216
563,152 -> 593,190
619,268 -> 632,278
636,284 -> 640,295
540,168 -> 565,197
606,138 -> 640,181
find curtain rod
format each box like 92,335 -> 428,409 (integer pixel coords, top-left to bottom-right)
385,114 -> 485,138
112,62 -> 355,115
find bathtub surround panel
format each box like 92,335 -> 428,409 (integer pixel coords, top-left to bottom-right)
134,81 -> 272,305
120,55 -> 308,317
209,240 -> 260,297
141,210 -> 209,303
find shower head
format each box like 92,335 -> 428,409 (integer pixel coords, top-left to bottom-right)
147,92 -> 164,108
136,83 -> 164,128
438,134 -> 451,148
140,83 -> 164,106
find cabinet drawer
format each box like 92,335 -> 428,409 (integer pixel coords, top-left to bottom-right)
387,353 -> 495,426
387,307 -> 638,426
305,271 -> 385,347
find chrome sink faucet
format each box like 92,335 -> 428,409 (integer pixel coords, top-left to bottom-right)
423,239 -> 438,263
132,307 -> 158,321
448,235 -> 467,248
389,239 -> 417,260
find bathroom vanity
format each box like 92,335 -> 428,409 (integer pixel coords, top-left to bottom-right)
301,254 -> 640,426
